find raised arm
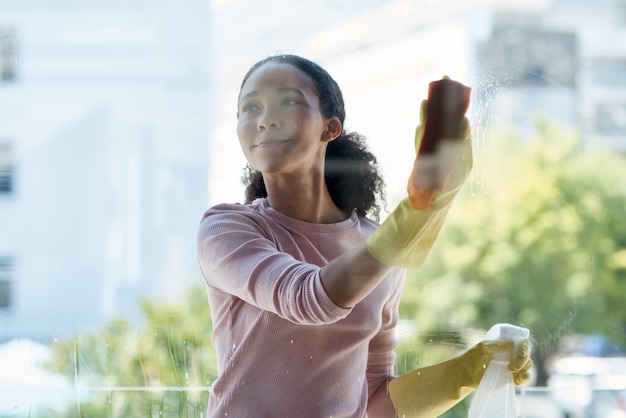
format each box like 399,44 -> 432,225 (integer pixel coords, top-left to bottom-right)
320,242 -> 392,308
321,77 -> 473,308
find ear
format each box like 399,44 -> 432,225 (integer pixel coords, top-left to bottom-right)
321,117 -> 342,143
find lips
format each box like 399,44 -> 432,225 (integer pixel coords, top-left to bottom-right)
251,138 -> 292,148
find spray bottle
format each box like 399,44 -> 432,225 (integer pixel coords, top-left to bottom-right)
468,323 -> 530,418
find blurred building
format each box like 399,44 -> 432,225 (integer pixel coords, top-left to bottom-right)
293,0 -> 626,202
478,0 -> 626,152
0,0 -> 211,341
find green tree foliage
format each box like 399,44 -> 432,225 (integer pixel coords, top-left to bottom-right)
396,119 -> 626,394
44,285 -> 217,418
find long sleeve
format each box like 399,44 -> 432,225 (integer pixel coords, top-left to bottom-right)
197,203 -> 351,325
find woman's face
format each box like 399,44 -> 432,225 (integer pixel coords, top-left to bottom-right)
237,62 -> 339,177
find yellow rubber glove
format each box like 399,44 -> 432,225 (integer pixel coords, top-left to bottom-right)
366,100 -> 472,269
389,338 -> 533,418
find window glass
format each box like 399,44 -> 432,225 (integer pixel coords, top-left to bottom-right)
0,1 -> 625,417
0,27 -> 17,81
0,257 -> 12,311
0,142 -> 13,194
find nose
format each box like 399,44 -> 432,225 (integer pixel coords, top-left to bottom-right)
257,110 -> 279,131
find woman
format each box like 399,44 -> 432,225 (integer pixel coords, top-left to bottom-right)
196,54 -> 531,418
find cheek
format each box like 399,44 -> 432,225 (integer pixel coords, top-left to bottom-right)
236,119 -> 246,137
237,121 -> 256,163
237,120 -> 253,144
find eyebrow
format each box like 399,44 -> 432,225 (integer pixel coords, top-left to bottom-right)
240,87 -> 305,101
277,87 -> 305,96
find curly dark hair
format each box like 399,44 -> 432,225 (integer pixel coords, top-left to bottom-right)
239,54 -> 385,220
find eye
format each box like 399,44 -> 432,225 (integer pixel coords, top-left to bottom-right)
281,98 -> 299,106
240,102 -> 259,113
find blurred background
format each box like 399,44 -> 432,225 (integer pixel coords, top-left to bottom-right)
1,0 -> 625,416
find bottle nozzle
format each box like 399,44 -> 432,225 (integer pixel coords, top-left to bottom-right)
485,323 -> 530,359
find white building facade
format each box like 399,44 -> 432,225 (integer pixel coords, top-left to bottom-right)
0,0 -> 211,341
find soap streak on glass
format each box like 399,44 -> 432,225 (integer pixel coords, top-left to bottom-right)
468,75 -> 502,196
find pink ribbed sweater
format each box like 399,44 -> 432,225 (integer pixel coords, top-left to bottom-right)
196,198 -> 405,417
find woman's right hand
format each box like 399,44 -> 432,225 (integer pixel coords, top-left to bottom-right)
365,115 -> 472,269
